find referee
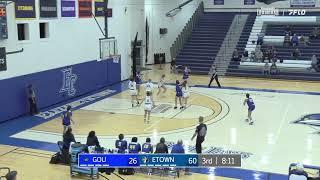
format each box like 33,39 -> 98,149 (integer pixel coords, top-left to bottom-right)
191,116 -> 207,154
208,64 -> 221,88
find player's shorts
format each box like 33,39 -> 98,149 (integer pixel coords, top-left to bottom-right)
158,84 -> 165,89
145,104 -> 152,111
130,90 -> 137,96
146,90 -> 153,95
176,92 -> 182,97
248,105 -> 255,112
183,92 -> 190,98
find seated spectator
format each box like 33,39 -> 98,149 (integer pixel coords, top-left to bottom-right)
142,138 -> 153,153
262,62 -> 270,75
86,131 -> 100,148
115,134 -> 128,153
289,163 -> 308,179
262,49 -> 269,62
241,51 -> 249,62
257,33 -> 264,45
128,137 -> 141,153
299,34 -> 307,46
63,128 -> 75,150
270,62 -> 278,75
310,27 -> 320,39
154,137 -> 168,154
171,140 -> 185,154
292,48 -> 301,60
232,49 -> 241,61
308,55 -> 319,72
284,34 -> 291,46
248,51 -> 255,62
291,34 -> 299,46
284,25 -> 292,36
254,48 -> 263,62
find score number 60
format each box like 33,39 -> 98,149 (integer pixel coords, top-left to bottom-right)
188,157 -> 197,165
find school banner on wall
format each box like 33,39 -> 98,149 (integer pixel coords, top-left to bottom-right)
15,0 -> 36,19
214,0 -> 224,5
79,0 -> 92,18
39,0 -> 57,18
244,0 -> 255,5
61,0 -> 76,17
95,0 -> 104,17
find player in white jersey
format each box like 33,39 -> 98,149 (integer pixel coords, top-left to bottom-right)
157,74 -> 167,96
128,78 -> 139,107
144,91 -> 153,123
182,81 -> 190,108
145,79 -> 155,105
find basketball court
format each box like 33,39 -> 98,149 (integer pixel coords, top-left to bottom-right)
0,65 -> 319,179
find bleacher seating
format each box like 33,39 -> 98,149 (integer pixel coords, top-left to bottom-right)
227,23 -> 320,81
235,14 -> 256,54
175,12 -> 236,74
263,24 -> 320,60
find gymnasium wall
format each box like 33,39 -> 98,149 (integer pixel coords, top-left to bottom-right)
0,57 -> 121,123
1,1 -> 105,80
145,0 -> 202,64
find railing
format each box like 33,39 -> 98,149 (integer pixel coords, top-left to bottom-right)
170,1 -> 204,60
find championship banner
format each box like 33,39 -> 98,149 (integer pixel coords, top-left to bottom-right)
15,0 -> 36,19
214,0 -> 224,5
39,0 -> 57,18
290,0 -> 315,7
0,2 -> 8,39
95,0 -> 104,17
244,0 -> 255,5
61,0 -> 76,17
79,0 -> 92,18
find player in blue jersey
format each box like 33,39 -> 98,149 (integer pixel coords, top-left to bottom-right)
135,71 -> 142,96
128,137 -> 141,153
174,80 -> 183,109
243,93 -> 255,125
182,66 -> 191,82
61,105 -> 74,134
142,138 -> 153,153
115,134 -> 128,153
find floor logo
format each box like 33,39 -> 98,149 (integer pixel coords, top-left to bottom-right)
60,67 -> 77,96
293,114 -> 320,128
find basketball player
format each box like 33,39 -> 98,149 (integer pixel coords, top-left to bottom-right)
144,91 -> 153,123
142,138 -> 153,153
243,93 -> 255,125
145,79 -> 155,106
128,137 -> 141,153
129,78 -> 139,107
157,74 -> 167,95
174,80 -> 183,109
182,66 -> 191,82
61,105 -> 74,134
135,71 -> 142,96
182,81 -> 190,108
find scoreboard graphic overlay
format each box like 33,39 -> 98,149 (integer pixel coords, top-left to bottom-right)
79,154 -> 241,168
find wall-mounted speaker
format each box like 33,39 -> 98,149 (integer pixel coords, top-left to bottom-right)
160,28 -> 168,35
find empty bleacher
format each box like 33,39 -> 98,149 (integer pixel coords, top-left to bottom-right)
175,12 -> 236,74
235,14 -> 256,54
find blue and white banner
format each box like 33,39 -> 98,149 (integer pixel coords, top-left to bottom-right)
213,0 -> 224,5
244,0 -> 255,5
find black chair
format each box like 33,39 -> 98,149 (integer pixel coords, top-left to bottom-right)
0,167 -> 17,180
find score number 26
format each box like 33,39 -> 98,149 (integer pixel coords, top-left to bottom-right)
129,158 -> 138,165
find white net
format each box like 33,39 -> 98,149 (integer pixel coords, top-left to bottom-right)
99,38 -> 118,60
